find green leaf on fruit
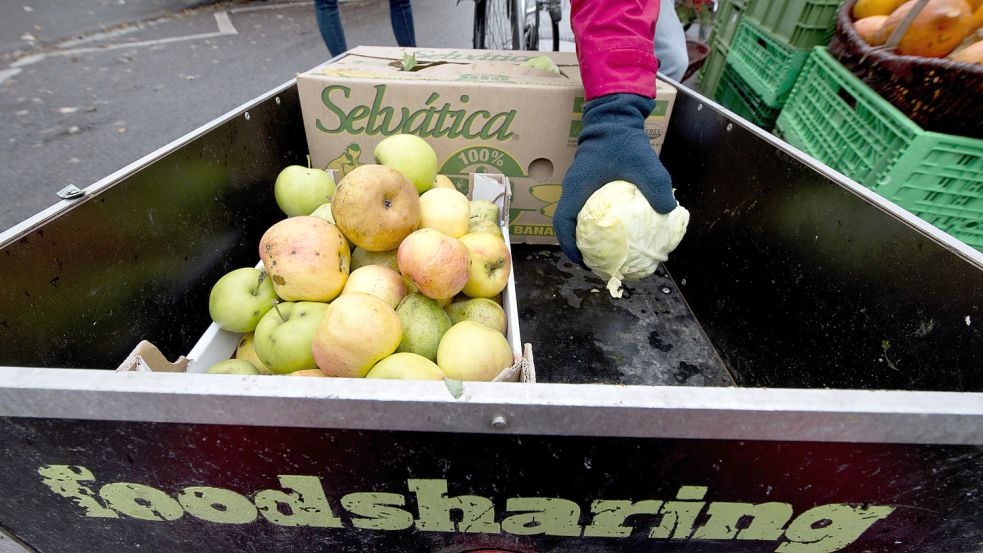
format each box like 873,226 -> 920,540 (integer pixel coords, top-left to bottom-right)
444,378 -> 464,399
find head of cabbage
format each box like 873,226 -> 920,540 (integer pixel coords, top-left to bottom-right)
575,181 -> 690,298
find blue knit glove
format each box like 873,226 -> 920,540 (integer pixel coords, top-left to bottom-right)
553,93 -> 677,267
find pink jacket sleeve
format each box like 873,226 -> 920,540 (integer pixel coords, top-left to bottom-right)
571,0 -> 661,101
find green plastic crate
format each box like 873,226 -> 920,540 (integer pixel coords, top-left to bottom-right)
777,48 -> 983,250
727,18 -> 810,106
699,43 -> 729,97
707,0 -> 751,51
744,0 -> 838,48
715,64 -> 781,130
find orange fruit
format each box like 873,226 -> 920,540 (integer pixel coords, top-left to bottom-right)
855,15 -> 890,44
877,0 -> 974,57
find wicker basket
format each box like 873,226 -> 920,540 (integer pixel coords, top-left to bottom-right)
828,0 -> 983,139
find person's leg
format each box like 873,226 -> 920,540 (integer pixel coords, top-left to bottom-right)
314,0 -> 349,56
388,0 -> 416,47
653,0 -> 689,81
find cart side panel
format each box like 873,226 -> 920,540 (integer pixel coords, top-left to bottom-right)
0,417 -> 979,553
661,90 -> 983,392
0,87 -> 307,368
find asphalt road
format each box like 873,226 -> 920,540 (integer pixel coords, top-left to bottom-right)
0,0 -> 481,233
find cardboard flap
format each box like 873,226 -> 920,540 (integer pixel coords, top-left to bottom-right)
116,341 -> 188,373
310,47 -> 581,87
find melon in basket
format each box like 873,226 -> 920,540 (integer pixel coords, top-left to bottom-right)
855,15 -> 890,44
876,0 -> 974,57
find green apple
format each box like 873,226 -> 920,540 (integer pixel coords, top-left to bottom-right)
459,232 -> 512,298
366,352 -> 446,380
309,202 -> 335,223
274,165 -> 336,217
206,359 -> 260,375
467,219 -> 504,239
373,134 -> 437,194
208,267 -> 279,333
254,301 -> 329,374
351,247 -> 399,273
437,321 -> 514,381
445,298 -> 507,334
469,200 -> 500,224
395,293 -> 452,362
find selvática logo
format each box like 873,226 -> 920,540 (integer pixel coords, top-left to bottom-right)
41,464 -> 894,553
316,85 -> 516,141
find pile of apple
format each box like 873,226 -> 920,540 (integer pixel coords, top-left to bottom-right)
206,134 -> 515,381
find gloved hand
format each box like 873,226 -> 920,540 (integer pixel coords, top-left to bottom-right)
553,93 -> 677,268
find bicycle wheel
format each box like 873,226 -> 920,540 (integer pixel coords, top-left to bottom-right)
473,0 -> 523,50
524,3 -> 540,51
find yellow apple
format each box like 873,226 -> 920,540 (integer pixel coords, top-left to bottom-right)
419,188 -> 470,238
312,293 -> 402,378
259,216 -> 350,302
459,232 -> 511,298
432,175 -> 456,190
341,265 -> 407,308
235,333 -> 275,374
437,321 -> 514,381
332,164 -> 420,251
397,228 -> 471,300
206,359 -> 260,375
366,352 -> 447,380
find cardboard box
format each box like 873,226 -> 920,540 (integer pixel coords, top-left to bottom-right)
117,173 -> 535,383
297,46 -> 676,244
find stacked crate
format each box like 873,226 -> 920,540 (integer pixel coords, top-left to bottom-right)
704,0 -> 841,129
698,0 -> 751,96
778,48 -> 983,250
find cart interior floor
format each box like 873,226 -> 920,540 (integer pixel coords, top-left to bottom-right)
513,245 -> 734,386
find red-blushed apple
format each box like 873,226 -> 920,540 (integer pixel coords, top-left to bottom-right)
419,188 -> 470,238
205,359 -> 260,375
254,301 -> 329,374
341,265 -> 407,309
288,369 -> 327,377
208,267 -> 279,333
332,164 -> 420,251
373,134 -> 438,194
459,232 -> 511,298
274,165 -> 336,217
259,216 -> 350,302
366,352 -> 447,380
437,321 -> 514,381
312,293 -> 402,378
397,228 -> 470,300
445,298 -> 506,334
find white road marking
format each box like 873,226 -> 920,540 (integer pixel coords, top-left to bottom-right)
0,68 -> 23,85
7,11 -> 238,69
229,1 -> 313,14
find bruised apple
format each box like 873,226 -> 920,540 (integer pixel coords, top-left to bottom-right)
332,164 -> 420,251
259,216 -> 350,302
